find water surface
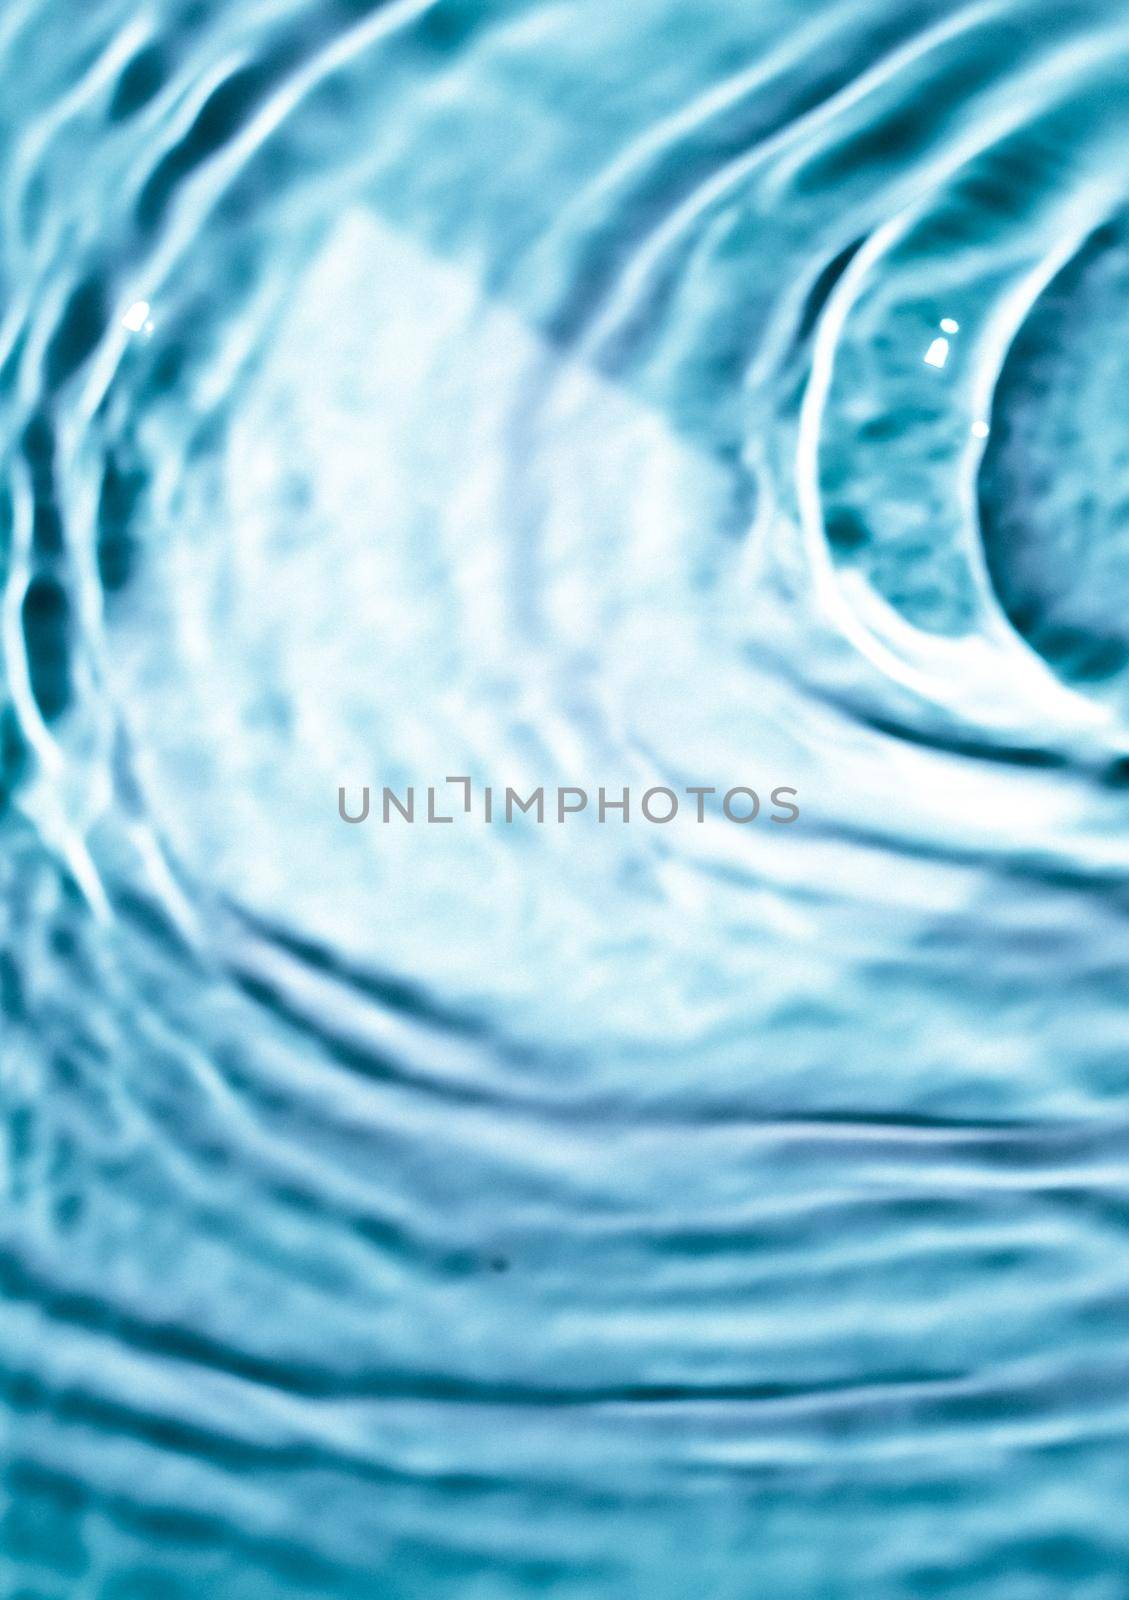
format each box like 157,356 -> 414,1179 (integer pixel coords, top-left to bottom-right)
4,1 -> 1129,1596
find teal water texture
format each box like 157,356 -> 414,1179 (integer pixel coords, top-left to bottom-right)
5,0 -> 1129,1596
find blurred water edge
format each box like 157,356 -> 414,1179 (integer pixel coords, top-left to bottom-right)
5,1 -> 1129,1596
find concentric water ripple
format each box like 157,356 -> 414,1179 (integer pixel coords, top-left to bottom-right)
5,1 -> 1129,1596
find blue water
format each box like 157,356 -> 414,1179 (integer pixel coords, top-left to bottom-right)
5,1 -> 1129,1595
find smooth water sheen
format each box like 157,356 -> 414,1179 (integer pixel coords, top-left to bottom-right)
4,1 -> 1129,1596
